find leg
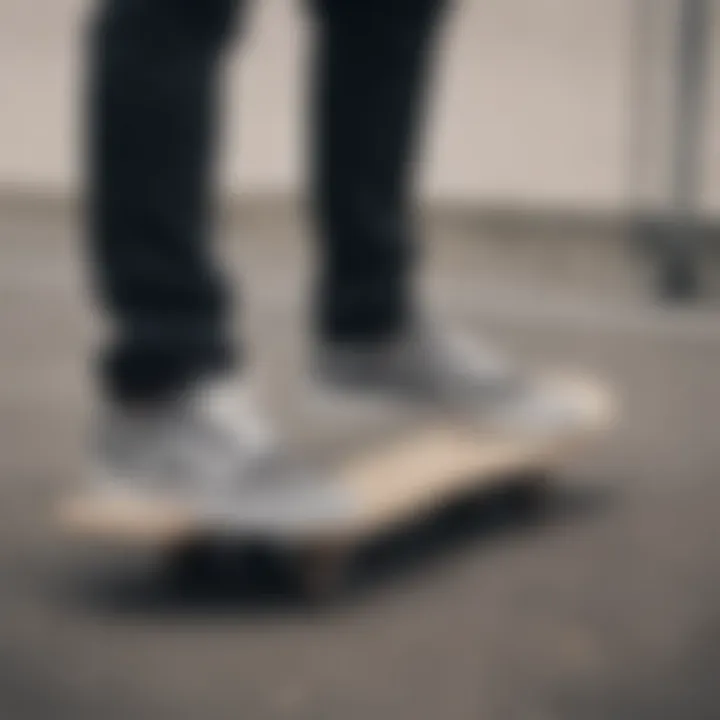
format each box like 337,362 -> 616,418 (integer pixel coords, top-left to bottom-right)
82,0 -> 353,539
306,2 -> 601,441
87,0 -> 244,403
309,0 -> 450,343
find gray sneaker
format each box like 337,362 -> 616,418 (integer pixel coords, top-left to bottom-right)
90,381 -> 276,499
311,321 -> 594,438
86,381 -> 351,533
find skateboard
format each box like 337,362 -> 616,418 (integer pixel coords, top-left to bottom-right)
58,373 -> 616,601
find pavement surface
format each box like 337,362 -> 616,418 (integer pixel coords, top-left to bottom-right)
1,200 -> 720,720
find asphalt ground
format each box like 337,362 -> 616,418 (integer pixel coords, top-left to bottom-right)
1,201 -> 720,719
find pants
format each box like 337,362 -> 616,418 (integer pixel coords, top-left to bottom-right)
88,0 -> 448,402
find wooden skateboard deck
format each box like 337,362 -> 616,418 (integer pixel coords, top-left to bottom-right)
58,373 -> 616,598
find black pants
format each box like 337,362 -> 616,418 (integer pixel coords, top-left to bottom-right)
89,0 -> 448,402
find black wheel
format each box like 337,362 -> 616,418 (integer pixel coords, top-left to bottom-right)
163,537 -> 232,590
286,543 -> 354,605
505,471 -> 553,521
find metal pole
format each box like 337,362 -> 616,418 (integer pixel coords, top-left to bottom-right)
672,0 -> 707,215
661,0 -> 709,299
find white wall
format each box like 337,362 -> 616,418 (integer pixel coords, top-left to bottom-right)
0,0 -> 717,212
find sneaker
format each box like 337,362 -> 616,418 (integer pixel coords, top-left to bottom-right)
86,380 -> 351,533
89,380 -> 276,500
311,320 -> 594,439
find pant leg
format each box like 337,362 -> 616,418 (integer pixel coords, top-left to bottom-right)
87,0 -> 244,403
310,0 -> 450,343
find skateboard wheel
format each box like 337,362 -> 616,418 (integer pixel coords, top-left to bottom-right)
164,538 -> 229,589
289,544 -> 353,604
507,471 -> 553,518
